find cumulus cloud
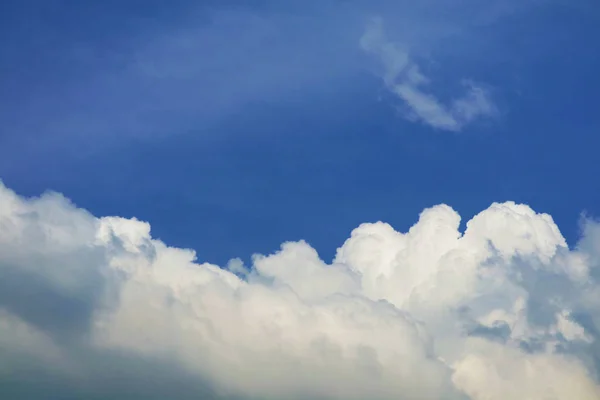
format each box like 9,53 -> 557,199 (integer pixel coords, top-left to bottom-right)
1,180 -> 600,399
360,17 -> 496,131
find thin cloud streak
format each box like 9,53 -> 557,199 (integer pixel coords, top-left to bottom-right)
360,17 -> 496,131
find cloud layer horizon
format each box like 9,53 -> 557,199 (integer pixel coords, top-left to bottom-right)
2,180 -> 600,399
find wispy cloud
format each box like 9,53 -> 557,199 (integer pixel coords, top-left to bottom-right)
360,17 -> 496,131
0,5 -> 360,164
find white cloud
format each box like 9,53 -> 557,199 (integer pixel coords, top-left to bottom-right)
1,180 -> 600,399
360,17 -> 496,131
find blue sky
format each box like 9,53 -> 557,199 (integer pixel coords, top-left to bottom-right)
3,2 -> 600,399
1,0 -> 599,264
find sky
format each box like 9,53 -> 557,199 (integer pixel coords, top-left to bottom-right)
1,1 -> 600,399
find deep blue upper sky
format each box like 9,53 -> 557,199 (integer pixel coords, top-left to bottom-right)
1,0 -> 599,266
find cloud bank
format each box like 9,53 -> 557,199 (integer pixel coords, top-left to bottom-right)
1,180 -> 600,399
360,17 -> 496,131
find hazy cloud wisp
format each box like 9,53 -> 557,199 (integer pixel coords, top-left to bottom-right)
360,17 -> 496,131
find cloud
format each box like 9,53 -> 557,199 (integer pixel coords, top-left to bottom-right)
360,17 -> 496,131
1,180 -> 600,399
0,5 -> 362,164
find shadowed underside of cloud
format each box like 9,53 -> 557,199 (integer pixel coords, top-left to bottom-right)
360,17 -> 496,131
1,180 -> 600,399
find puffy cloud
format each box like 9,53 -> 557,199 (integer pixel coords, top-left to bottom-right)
360,17 -> 496,131
1,180 -> 600,399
